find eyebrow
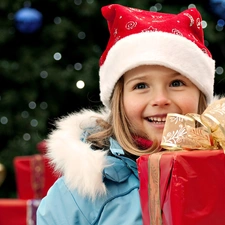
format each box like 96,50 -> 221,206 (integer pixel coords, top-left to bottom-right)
124,70 -> 183,86
124,75 -> 148,85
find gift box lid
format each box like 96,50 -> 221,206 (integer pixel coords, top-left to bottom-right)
14,154 -> 60,199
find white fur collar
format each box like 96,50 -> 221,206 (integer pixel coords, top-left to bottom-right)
46,108 -> 110,200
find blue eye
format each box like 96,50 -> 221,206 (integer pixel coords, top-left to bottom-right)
135,83 -> 148,89
170,80 -> 185,87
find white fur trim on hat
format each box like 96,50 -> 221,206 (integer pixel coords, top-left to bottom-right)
99,31 -> 215,108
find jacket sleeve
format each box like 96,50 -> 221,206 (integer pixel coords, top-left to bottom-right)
36,177 -> 90,225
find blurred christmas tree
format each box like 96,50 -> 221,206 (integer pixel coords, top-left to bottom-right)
0,0 -> 225,197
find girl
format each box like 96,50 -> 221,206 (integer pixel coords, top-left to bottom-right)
37,4 -> 215,225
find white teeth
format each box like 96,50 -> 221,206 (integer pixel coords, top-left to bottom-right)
149,117 -> 166,122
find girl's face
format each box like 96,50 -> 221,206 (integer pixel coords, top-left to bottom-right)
123,65 -> 200,143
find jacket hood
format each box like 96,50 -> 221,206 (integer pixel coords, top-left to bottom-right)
46,108 -> 111,199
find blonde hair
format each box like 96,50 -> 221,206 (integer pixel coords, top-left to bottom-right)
87,77 -> 207,156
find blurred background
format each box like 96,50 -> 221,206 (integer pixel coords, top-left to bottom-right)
0,0 -> 224,197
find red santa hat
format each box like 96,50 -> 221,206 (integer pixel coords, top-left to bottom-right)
99,4 -> 215,108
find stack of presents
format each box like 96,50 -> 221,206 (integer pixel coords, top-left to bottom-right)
1,98 -> 225,225
137,98 -> 225,225
0,141 -> 59,225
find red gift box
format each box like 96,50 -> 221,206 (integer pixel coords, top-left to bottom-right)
0,199 -> 40,225
137,150 -> 225,225
14,154 -> 59,199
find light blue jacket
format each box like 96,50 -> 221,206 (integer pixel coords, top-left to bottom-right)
37,109 -> 143,225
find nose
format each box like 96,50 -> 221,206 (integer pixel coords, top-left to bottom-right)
150,89 -> 171,107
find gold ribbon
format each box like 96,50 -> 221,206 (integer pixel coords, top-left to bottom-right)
148,153 -> 163,225
161,98 -> 225,152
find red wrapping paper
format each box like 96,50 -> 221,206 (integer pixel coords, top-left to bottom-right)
137,150 -> 225,225
14,154 -> 59,199
0,199 -> 40,225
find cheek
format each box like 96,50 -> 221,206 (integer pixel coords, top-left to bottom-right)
179,94 -> 199,114
123,100 -> 147,137
124,101 -> 139,120
123,96 -> 144,121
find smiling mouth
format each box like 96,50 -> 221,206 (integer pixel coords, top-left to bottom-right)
147,117 -> 166,124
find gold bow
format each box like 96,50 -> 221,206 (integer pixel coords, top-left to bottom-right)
161,98 -> 225,151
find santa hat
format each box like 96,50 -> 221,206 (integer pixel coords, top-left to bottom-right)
99,4 -> 215,108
